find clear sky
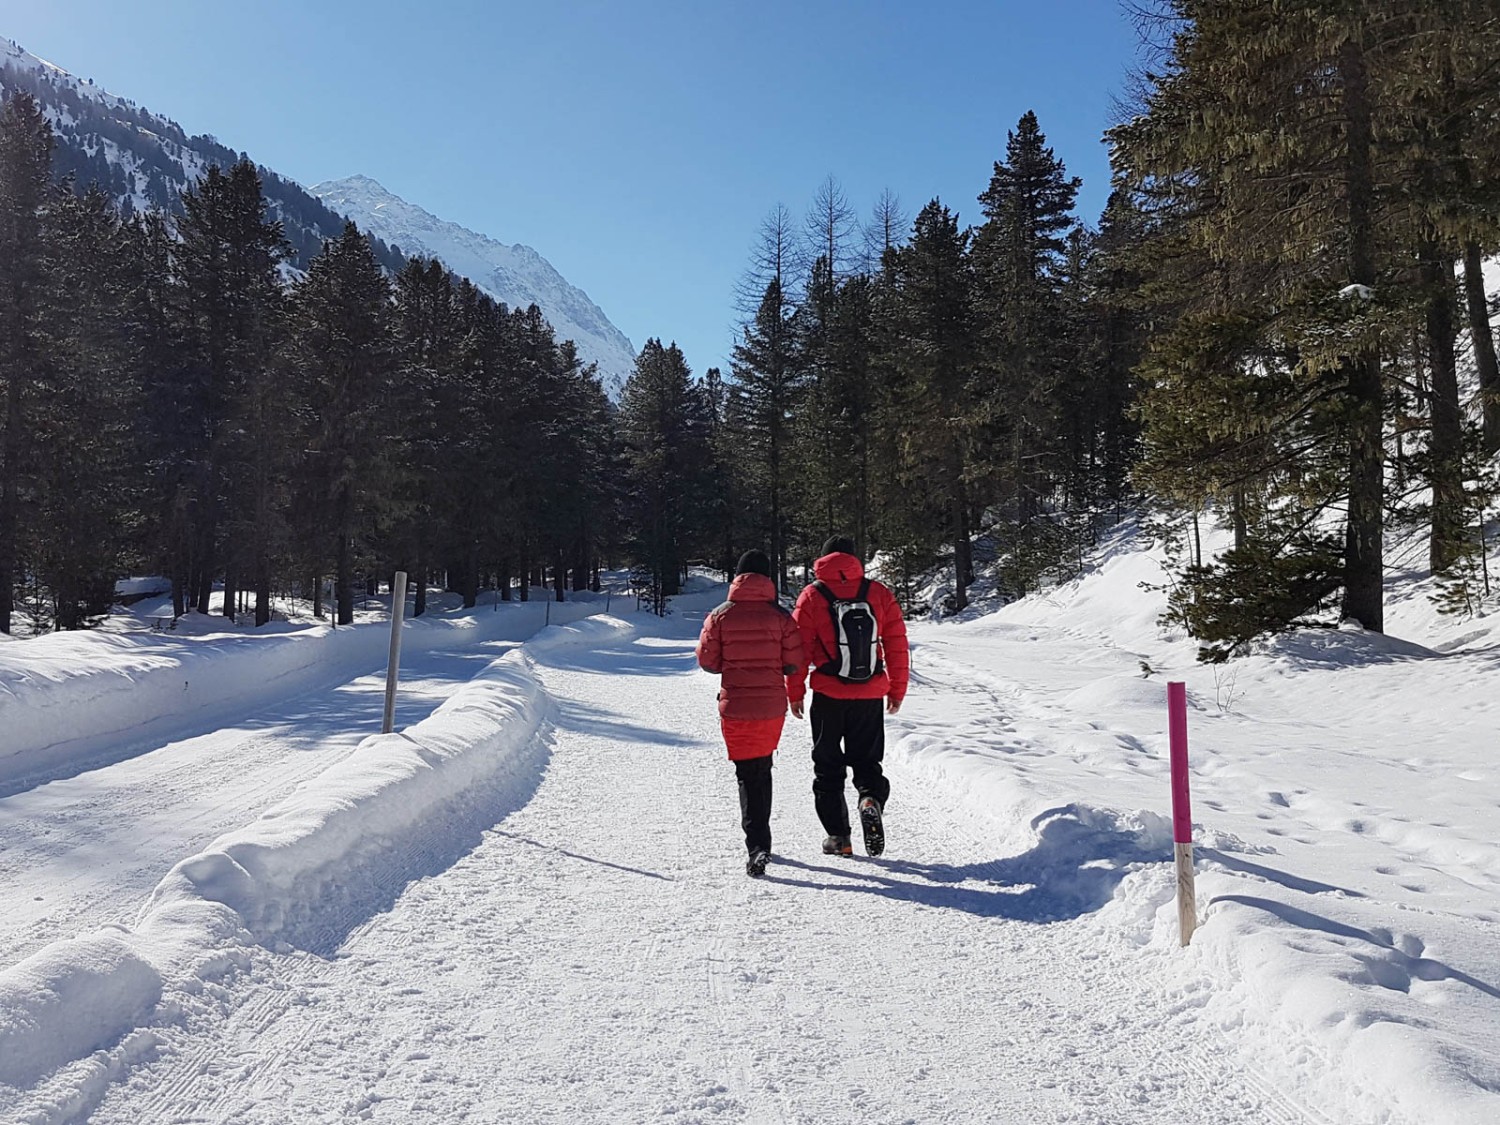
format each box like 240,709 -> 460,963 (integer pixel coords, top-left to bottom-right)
6,0 -> 1144,380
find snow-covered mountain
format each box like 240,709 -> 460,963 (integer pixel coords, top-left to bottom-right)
0,35 -> 404,272
313,175 -> 637,398
1,34 -> 637,397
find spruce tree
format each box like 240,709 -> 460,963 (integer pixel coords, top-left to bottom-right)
0,93 -> 53,634
618,339 -> 711,606
882,200 -> 978,609
290,222 -> 397,625
171,160 -> 288,620
34,186 -> 143,628
972,110 -> 1081,532
731,278 -> 805,591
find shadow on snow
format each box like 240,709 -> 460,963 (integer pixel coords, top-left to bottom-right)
768,803 -> 1167,923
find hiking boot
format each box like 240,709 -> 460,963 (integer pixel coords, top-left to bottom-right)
859,796 -> 885,857
746,850 -> 770,878
822,835 -> 853,856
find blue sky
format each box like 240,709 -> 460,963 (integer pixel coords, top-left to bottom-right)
7,1 -> 1144,379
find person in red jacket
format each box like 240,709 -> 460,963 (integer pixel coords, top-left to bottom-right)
696,550 -> 805,878
790,536 -> 909,857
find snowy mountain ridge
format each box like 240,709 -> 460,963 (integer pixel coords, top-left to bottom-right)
313,175 -> 637,398
1,34 -> 636,398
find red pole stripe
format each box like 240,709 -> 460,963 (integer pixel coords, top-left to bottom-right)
1167,681 -> 1192,844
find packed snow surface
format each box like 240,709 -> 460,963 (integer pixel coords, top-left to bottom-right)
1,542 -> 1497,1122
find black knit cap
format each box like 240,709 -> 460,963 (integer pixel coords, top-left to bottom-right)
736,549 -> 772,577
822,536 -> 857,557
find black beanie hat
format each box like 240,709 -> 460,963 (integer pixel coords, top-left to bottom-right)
736,549 -> 772,577
822,536 -> 857,557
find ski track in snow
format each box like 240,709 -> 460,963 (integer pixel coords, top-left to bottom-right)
83,610 -> 1314,1124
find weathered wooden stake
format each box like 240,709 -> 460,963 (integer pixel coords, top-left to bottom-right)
1167,681 -> 1197,946
382,571 -> 407,734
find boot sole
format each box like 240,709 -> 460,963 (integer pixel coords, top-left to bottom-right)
860,802 -> 885,857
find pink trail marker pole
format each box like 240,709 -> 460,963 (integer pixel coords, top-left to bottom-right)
1167,681 -> 1197,946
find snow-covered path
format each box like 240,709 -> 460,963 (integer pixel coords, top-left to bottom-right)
0,602 -> 579,969
87,608 -> 1309,1124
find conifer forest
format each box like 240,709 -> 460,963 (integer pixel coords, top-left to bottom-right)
3,2 -> 1499,663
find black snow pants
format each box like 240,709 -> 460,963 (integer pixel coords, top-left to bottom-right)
809,693 -> 889,837
735,755 -> 774,855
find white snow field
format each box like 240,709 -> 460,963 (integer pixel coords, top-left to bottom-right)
1,545 -> 1498,1123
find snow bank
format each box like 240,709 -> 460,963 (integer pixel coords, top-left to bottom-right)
900,517 -> 1500,1122
0,935 -> 160,1088
0,600 -> 596,787
0,614 -> 629,1094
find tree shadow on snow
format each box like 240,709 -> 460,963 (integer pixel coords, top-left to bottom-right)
537,639 -> 699,678
552,699 -> 699,747
768,804 -> 1166,923
1198,848 -> 1368,899
490,830 -> 673,882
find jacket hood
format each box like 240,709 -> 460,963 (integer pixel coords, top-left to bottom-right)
812,551 -> 865,587
728,572 -> 779,602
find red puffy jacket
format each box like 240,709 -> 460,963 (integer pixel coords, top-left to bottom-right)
791,552 -> 909,704
696,572 -> 806,720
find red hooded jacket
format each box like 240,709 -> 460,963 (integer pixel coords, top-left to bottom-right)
696,572 -> 806,722
791,552 -> 909,703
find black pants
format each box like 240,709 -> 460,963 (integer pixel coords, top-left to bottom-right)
735,755 -> 774,855
810,694 -> 889,836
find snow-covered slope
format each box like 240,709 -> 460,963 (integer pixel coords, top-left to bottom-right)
0,34 -> 402,270
313,175 -> 637,398
1,36 -> 637,394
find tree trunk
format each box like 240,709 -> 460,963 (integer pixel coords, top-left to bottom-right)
462,542 -> 478,609
951,440 -> 971,611
0,378 -> 19,635
254,565 -> 271,627
413,555 -> 427,618
336,531 -> 354,626
194,519 -> 214,615
335,484 -> 354,626
1339,33 -> 1384,633
1423,247 -> 1465,573
222,561 -> 237,620
1464,242 -> 1500,456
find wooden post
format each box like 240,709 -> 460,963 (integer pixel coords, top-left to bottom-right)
382,571 -> 407,734
1167,681 -> 1197,946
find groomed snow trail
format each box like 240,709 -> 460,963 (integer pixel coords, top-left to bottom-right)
0,609 -> 556,968
90,609 -> 1309,1124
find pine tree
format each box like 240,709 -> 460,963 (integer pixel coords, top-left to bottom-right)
0,93 -> 54,634
883,200 -> 978,609
33,186 -> 143,628
171,160 -> 289,620
618,339 -> 711,607
1110,2 -> 1441,636
290,222 -> 397,625
972,110 -> 1081,533
731,278 -> 805,591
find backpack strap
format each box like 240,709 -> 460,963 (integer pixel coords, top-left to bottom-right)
856,578 -> 871,602
811,580 -> 840,671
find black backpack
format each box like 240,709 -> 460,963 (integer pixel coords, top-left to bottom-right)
813,578 -> 882,683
